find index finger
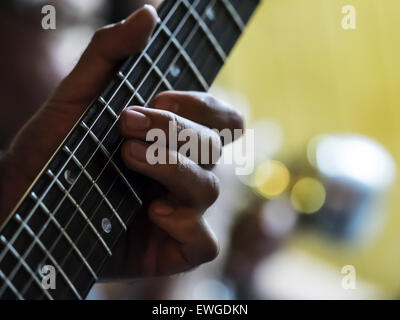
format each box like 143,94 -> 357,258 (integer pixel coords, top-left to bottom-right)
150,91 -> 245,143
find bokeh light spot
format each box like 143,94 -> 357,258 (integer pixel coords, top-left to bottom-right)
254,160 -> 290,198
291,177 -> 326,214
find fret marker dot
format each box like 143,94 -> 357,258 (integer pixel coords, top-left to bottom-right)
37,264 -> 44,278
102,218 -> 112,233
170,64 -> 181,78
206,7 -> 216,21
64,169 -> 77,185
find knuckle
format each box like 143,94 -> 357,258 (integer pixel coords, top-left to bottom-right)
92,27 -> 108,43
230,110 -> 245,131
120,141 -> 135,168
207,241 -> 220,262
175,152 -> 191,173
205,130 -> 222,164
154,90 -> 173,101
210,129 -> 223,152
202,233 -> 220,263
166,112 -> 185,133
202,94 -> 218,110
205,172 -> 221,206
202,94 -> 244,131
118,110 -> 128,133
152,91 -> 181,112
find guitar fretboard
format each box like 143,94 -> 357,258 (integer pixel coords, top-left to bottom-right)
0,0 -> 260,300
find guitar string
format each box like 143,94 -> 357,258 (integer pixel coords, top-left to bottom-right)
3,0 -> 242,297
65,0 -> 236,287
13,0 -> 214,298
2,0 -> 191,297
7,0 -> 247,297
4,0 -> 248,298
55,0 -> 223,296
1,0 -> 251,299
0,0 -> 185,297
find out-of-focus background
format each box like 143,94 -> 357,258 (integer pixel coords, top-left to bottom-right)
2,0 -> 400,299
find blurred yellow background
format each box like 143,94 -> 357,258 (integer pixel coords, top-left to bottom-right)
217,0 -> 400,296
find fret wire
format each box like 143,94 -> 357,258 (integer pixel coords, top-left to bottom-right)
66,184 -> 131,290
1,0 -> 229,299
7,0 -> 256,300
98,97 -> 119,120
0,268 -> 23,300
67,0 -> 219,253
42,0 -> 211,290
54,0 -> 208,293
5,114 -> 134,299
135,0 -> 219,100
220,0 -> 245,31
44,176 -> 121,296
89,0 -> 219,162
14,214 -> 82,299
116,0 -> 208,101
181,0 -> 227,62
0,234 -> 54,300
63,144 -> 127,232
6,0 -> 248,300
29,2 -> 201,230
45,170 -> 112,257
78,122 -> 138,208
101,0 -> 184,109
160,23 -> 209,90
0,0 -> 192,300
12,189 -> 97,299
143,53 -> 174,90
29,192 -> 99,280
117,72 -> 147,106
0,0 -> 182,279
35,0 -> 208,243
105,0 -> 215,159
70,0 -> 233,292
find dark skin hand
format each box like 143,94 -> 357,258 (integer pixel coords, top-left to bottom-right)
0,6 -> 244,279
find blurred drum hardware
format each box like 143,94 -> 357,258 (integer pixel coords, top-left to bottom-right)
0,0 -> 261,300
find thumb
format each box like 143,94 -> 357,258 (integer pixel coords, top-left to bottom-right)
53,4 -> 158,107
5,5 -> 158,183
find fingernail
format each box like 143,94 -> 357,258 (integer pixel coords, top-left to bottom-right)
126,4 -> 158,24
143,4 -> 158,17
129,141 -> 148,162
153,202 -> 174,216
125,109 -> 151,131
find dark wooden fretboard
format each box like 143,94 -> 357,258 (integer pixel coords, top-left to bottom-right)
0,0 -> 260,300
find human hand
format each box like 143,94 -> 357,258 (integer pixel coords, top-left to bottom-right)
0,5 -> 244,279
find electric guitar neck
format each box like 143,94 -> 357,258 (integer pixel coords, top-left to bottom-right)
0,0 -> 261,300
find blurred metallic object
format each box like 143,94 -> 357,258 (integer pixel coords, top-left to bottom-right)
311,134 -> 396,191
303,134 -> 396,243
